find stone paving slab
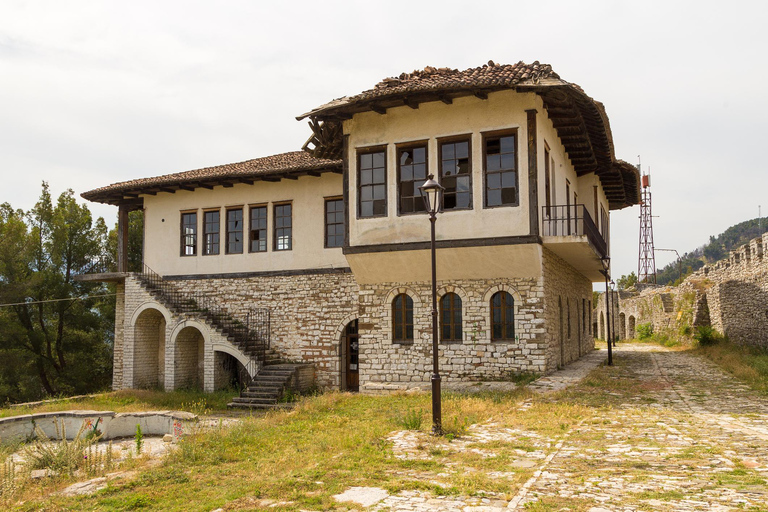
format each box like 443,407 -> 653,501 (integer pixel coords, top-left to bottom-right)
371,343 -> 768,511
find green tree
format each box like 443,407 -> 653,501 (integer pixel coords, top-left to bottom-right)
0,184 -> 113,402
616,272 -> 638,290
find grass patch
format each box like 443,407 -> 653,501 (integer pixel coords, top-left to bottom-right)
695,339 -> 768,394
0,388 -> 237,418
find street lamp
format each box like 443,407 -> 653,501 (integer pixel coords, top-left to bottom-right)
600,257 -> 613,366
419,174 -> 445,435
610,279 -> 617,347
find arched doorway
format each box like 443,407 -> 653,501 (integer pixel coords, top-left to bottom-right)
214,351 -> 249,391
628,316 -> 636,339
174,326 -> 204,390
133,308 -> 166,389
619,313 -> 626,340
340,319 -> 359,392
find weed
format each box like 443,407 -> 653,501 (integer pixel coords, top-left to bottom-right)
23,419 -> 100,476
398,408 -> 424,430
135,424 -> 143,454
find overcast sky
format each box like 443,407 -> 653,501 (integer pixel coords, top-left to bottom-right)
1,0 -> 766,282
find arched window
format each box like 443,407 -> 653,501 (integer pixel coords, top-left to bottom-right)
440,292 -> 462,342
490,291 -> 514,341
392,293 -> 414,343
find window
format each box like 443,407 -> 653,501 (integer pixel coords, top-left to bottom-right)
274,203 -> 292,251
249,205 -> 267,253
358,149 -> 386,217
484,132 -> 518,207
439,138 -> 472,210
567,298 -> 571,339
180,212 -> 197,256
325,198 -> 344,248
582,298 -> 587,336
397,144 -> 427,214
490,291 -> 514,341
440,293 -> 462,342
392,293 -> 414,343
226,208 -> 243,254
203,210 -> 220,255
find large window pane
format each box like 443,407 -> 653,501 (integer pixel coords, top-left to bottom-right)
440,139 -> 472,210
181,212 -> 197,256
398,145 -> 428,214
226,208 -> 243,254
359,150 -> 386,218
274,203 -> 292,251
249,206 -> 267,252
485,133 -> 518,207
203,210 -> 219,255
325,198 -> 344,248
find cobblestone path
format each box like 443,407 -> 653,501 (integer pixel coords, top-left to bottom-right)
372,344 -> 768,511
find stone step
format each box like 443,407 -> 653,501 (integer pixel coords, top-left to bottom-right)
231,396 -> 278,405
227,402 -> 294,410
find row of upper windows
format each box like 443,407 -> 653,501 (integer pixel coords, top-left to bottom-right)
357,130 -> 519,218
178,198 -> 344,256
392,291 -> 515,344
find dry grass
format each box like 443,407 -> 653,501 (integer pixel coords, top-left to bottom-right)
695,340 -> 768,395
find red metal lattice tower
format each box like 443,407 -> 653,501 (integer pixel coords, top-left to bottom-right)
638,167 -> 656,283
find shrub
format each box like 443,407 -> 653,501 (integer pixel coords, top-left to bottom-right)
693,325 -> 723,346
636,323 -> 654,340
398,408 -> 423,431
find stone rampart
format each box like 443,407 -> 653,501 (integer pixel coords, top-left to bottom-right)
612,233 -> 768,348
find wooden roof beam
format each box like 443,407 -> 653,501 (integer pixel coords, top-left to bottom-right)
438,94 -> 452,105
262,176 -> 281,182
403,97 -> 419,109
371,104 -> 387,115
473,90 -> 488,100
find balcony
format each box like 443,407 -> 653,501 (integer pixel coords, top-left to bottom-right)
541,205 -> 608,281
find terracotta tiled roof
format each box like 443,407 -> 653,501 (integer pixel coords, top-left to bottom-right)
298,61 -> 561,119
82,151 -> 342,205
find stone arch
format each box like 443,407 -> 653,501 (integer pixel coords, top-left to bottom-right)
384,287 -> 422,344
334,312 -> 360,345
130,301 -> 172,327
619,312 -> 626,340
132,307 -> 166,389
628,315 -> 636,339
212,347 -> 251,390
171,324 -> 206,390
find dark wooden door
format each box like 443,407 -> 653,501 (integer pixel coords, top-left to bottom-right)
345,320 -> 359,392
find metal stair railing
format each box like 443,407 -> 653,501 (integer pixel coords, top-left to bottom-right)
136,264 -> 270,366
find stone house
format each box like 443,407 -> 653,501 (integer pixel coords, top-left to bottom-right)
81,61 -> 640,394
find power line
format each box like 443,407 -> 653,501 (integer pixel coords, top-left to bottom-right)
0,293 -> 120,308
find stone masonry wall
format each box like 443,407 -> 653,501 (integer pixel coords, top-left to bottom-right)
112,281 -> 125,390
357,276 -> 547,393
614,233 -> 768,348
169,270 -> 359,389
541,248 -> 595,369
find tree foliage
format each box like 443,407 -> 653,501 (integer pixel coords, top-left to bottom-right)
0,183 -> 114,403
655,217 -> 768,286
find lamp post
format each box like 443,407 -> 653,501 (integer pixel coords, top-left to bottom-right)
419,174 -> 445,435
600,257 -> 613,366
610,279 -> 617,347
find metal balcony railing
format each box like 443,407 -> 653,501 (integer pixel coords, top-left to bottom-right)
542,204 -> 607,258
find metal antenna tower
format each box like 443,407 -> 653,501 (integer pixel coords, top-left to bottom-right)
638,159 -> 657,283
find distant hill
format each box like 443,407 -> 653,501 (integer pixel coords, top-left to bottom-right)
655,218 -> 767,285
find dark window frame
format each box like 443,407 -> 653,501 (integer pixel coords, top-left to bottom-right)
490,291 -> 515,341
392,293 -> 414,344
396,141 -> 429,216
438,135 -> 473,211
324,197 -> 344,248
273,202 -> 292,251
440,292 -> 463,343
357,146 -> 388,219
248,204 -> 268,253
225,206 -> 244,255
202,209 -> 220,256
482,128 -> 519,209
544,143 -> 551,218
180,210 -> 197,257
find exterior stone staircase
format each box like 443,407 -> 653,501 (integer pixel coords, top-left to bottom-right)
228,364 -> 300,409
660,293 -> 675,313
134,265 -> 270,383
